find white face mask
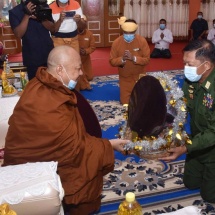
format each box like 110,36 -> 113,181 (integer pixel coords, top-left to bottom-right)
59,65 -> 77,90
58,0 -> 68,4
213,23 -> 215,28
184,62 -> 206,82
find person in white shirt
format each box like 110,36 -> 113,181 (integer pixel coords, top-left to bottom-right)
150,19 -> 173,59
207,19 -> 215,46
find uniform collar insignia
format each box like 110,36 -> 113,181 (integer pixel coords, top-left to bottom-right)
205,81 -> 211,89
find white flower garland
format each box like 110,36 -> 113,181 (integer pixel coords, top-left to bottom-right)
119,72 -> 191,158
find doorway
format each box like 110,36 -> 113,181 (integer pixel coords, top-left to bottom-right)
81,0 -> 124,47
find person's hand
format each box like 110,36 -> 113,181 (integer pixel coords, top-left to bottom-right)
109,139 -> 129,153
160,32 -> 164,39
59,11 -> 66,22
24,1 -> 36,17
160,145 -> 187,162
73,14 -> 81,23
123,50 -> 133,61
80,47 -> 86,55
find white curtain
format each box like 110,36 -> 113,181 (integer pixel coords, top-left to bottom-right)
200,0 -> 215,30
124,0 -> 189,39
124,0 -> 133,19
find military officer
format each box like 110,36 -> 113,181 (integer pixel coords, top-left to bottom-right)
162,39 -> 215,204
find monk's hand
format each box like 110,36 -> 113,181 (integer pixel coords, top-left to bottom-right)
160,145 -> 187,162
109,139 -> 129,153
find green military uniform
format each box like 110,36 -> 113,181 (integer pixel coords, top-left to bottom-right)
183,69 -> 215,203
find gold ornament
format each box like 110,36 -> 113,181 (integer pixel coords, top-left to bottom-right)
0,204 -> 17,215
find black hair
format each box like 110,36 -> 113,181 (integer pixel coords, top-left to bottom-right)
160,19 -> 166,23
213,19 -> 215,23
125,19 -> 137,24
183,39 -> 215,63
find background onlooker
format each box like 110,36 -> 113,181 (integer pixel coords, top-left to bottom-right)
78,15 -> 96,81
9,0 -> 55,80
190,11 -> 208,41
150,19 -> 173,59
207,19 -> 215,45
49,0 -> 83,53
110,17 -> 150,105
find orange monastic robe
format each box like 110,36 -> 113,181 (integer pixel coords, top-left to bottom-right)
78,29 -> 96,81
110,34 -> 150,104
3,68 -> 114,213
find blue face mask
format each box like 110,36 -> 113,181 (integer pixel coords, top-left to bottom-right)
60,66 -> 77,90
184,62 -> 206,82
160,24 -> 166,30
123,34 -> 135,43
58,0 -> 68,3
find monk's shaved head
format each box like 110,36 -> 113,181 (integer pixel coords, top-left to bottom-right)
47,45 -> 80,71
46,45 -> 83,83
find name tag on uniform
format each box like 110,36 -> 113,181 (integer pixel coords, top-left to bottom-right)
84,38 -> 89,41
133,48 -> 140,51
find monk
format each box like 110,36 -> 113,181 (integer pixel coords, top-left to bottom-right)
3,45 -> 128,215
78,15 -> 96,81
109,17 -> 150,104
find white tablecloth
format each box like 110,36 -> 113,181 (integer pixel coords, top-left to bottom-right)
0,96 -> 19,149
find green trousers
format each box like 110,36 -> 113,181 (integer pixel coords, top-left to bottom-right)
183,154 -> 215,203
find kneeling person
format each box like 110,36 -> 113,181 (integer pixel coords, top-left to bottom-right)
150,19 -> 173,59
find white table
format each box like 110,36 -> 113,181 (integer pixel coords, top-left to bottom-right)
0,96 -> 19,149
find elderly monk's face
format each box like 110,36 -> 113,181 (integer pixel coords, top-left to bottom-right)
68,54 -> 83,81
63,51 -> 83,84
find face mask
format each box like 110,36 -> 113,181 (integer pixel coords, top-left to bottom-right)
123,34 -> 135,43
160,24 -> 166,30
58,0 -> 68,4
213,24 -> 215,28
197,15 -> 202,19
60,66 -> 77,90
184,62 -> 206,82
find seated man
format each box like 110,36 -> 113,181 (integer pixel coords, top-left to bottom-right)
150,19 -> 173,59
190,11 -> 208,41
3,45 -> 128,215
207,19 -> 215,46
